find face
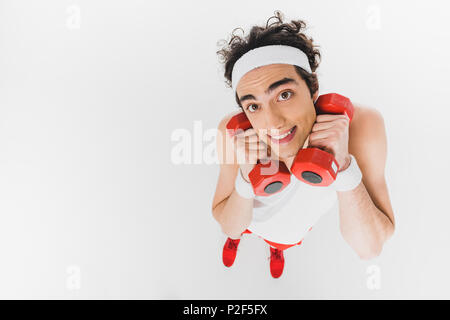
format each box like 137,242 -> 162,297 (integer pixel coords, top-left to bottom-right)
236,63 -> 318,161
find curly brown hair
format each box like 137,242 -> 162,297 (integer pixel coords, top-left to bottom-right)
216,10 -> 321,110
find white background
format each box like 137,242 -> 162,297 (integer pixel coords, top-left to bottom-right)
0,0 -> 449,299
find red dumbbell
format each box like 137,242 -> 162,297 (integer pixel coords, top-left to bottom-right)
226,112 -> 291,197
290,93 -> 354,186
226,93 -> 354,195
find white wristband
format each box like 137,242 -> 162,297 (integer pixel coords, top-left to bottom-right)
234,169 -> 256,199
333,154 -> 362,192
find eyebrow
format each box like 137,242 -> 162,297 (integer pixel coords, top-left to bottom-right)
238,77 -> 299,104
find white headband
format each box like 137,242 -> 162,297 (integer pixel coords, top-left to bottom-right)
231,45 -> 312,92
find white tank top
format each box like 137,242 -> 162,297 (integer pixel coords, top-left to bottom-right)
248,177 -> 338,245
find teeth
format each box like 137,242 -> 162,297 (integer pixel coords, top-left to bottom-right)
271,127 -> 294,140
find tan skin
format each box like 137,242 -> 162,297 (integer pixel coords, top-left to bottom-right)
212,64 -> 395,259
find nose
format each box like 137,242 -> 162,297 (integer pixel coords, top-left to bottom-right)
264,107 -> 285,134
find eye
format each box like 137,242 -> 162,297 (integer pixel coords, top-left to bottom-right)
278,90 -> 293,101
245,90 -> 293,113
246,104 -> 259,113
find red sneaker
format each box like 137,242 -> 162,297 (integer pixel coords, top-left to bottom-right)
222,237 -> 241,267
269,247 -> 285,278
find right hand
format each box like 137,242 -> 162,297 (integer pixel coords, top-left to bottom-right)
229,128 -> 271,183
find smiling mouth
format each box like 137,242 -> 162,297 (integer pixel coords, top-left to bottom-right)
268,126 -> 297,144
269,126 -> 295,139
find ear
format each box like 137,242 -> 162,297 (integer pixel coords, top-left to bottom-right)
312,90 -> 319,103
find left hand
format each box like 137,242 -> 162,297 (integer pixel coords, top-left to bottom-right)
308,113 -> 351,172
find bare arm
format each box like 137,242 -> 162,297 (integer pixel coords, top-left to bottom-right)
213,186 -> 254,239
338,107 -> 395,259
211,114 -> 254,239
338,180 -> 394,259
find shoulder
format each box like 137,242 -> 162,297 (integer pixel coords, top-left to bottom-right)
349,104 -> 386,151
348,103 -> 387,181
350,104 -> 385,137
216,110 -> 243,165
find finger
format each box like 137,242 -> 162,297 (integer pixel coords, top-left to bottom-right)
309,130 -> 335,141
302,135 -> 310,149
235,134 -> 260,143
316,114 -> 348,123
246,145 -> 268,162
308,138 -> 335,155
308,137 -> 328,148
247,143 -> 267,151
234,128 -> 258,138
311,121 -> 335,132
257,132 -> 271,145
233,135 -> 258,147
265,144 -> 272,158
315,114 -> 348,123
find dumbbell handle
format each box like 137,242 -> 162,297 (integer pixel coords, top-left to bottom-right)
290,93 -> 354,186
226,113 -> 291,196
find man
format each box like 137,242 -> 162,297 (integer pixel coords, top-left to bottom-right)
212,14 -> 395,278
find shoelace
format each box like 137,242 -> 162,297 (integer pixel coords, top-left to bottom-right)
270,248 -> 283,260
227,239 -> 239,250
